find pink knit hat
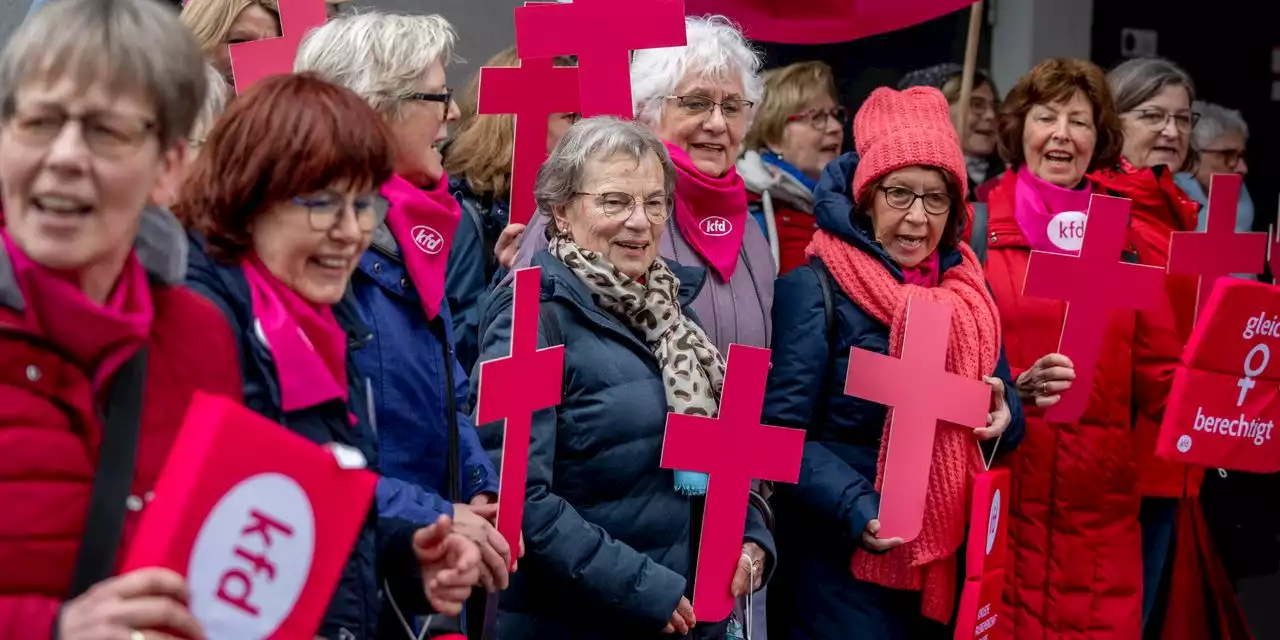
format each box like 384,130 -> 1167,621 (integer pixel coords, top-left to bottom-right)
851,86 -> 968,202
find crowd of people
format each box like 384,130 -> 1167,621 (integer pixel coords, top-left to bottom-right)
0,0 -> 1266,638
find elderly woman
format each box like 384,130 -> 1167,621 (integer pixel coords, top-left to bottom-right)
898,63 -> 1004,200
187,62 -> 231,161
473,116 -> 775,639
178,72 -> 481,639
442,45 -> 579,373
739,60 -> 845,275
761,86 -> 1022,639
179,0 -> 279,86
0,0 -> 249,637
1175,100 -> 1254,235
977,58 -> 1144,638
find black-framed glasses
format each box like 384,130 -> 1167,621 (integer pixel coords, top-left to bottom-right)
1202,147 -> 1246,167
575,191 -> 674,223
292,190 -> 389,232
1127,108 -> 1199,134
664,95 -> 755,120
787,106 -> 848,130
878,186 -> 951,216
406,87 -> 454,110
4,106 -> 156,159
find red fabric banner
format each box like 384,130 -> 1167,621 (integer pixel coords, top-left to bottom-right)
683,0 -> 978,44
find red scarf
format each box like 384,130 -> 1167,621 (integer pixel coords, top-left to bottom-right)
242,255 -> 348,414
3,232 -> 152,390
382,174 -> 461,320
807,230 -> 1001,624
666,142 -> 749,280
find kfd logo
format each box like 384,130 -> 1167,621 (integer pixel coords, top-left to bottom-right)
1047,211 -> 1087,252
701,216 -> 732,237
412,225 -> 444,255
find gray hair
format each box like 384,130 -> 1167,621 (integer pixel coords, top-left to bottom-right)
631,15 -> 764,128
535,116 -> 676,231
1191,100 -> 1249,150
189,62 -> 230,149
0,0 -> 206,148
1107,57 -> 1195,114
294,11 -> 458,119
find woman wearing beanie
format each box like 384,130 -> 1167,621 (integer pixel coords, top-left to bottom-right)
762,86 -> 1025,639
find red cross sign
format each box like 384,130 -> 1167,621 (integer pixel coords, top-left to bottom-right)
229,0 -> 327,95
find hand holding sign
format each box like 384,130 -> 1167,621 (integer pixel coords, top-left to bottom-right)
229,0 -> 327,95
58,568 -> 204,640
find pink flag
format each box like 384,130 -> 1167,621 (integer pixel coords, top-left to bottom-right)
683,0 -> 978,44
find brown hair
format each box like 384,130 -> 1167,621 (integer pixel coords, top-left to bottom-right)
443,46 -> 576,198
175,73 -> 394,261
744,60 -> 839,152
996,58 -> 1123,172
854,167 -> 966,248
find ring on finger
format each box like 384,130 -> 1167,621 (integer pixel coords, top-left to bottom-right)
131,631 -> 145,640
1039,380 -> 1048,395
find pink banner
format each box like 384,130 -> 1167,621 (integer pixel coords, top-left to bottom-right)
682,0 -> 978,44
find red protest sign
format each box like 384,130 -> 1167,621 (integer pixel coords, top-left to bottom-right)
475,267 -> 565,569
122,392 -> 377,640
955,468 -> 1010,639
478,57 -> 580,226
683,0 -> 977,44
660,344 -> 804,623
1156,278 -> 1280,472
514,0 -> 686,118
842,296 -> 990,542
229,0 -> 327,95
1168,173 -> 1268,322
1023,194 -> 1165,423
955,568 -> 1008,640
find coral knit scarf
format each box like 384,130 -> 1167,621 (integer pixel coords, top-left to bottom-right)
808,230 -> 1001,623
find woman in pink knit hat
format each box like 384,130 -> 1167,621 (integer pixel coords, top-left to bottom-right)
761,86 -> 1025,638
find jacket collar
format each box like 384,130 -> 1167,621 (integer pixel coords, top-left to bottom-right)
737,150 -> 814,212
0,205 -> 187,313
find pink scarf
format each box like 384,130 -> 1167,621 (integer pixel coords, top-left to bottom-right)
901,251 -> 940,287
3,232 -> 152,390
1013,165 -> 1093,254
382,174 -> 461,320
666,142 -> 749,280
242,255 -> 349,415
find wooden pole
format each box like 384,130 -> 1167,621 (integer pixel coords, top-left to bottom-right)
955,1 -> 985,145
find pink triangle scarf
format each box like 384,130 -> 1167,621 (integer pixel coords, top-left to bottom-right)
666,141 -> 749,281
381,173 -> 461,321
1013,165 -> 1094,255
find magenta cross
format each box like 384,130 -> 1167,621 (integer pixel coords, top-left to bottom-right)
1168,173 -> 1269,322
229,0 -> 327,95
660,345 -> 805,623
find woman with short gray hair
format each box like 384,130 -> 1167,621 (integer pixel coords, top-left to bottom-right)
473,117 -> 775,639
1175,100 -> 1254,233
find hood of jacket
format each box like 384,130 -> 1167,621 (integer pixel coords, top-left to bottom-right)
737,150 -> 815,213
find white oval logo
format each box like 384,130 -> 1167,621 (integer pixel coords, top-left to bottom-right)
1047,211 -> 1087,252
701,216 -> 732,237
985,488 -> 1001,555
1177,435 -> 1193,453
188,473 -> 316,640
411,225 -> 444,255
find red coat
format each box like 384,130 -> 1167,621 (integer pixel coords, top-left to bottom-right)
0,216 -> 243,639
982,171 -> 1143,639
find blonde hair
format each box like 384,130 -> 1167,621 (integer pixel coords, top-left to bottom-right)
443,46 -> 575,199
744,60 -> 838,151
180,0 -> 279,57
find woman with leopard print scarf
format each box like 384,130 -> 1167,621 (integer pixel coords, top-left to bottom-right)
470,117 -> 775,640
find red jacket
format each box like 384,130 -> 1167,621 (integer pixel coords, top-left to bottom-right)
1093,162 -> 1204,498
983,171 -> 1143,638
0,211 -> 243,639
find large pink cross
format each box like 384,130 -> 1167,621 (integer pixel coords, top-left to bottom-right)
843,296 -> 990,542
1023,194 -> 1165,423
660,345 -> 805,623
229,0 -> 327,95
513,0 -> 687,119
478,57 -> 580,226
1168,173 -> 1268,323
475,267 -> 565,569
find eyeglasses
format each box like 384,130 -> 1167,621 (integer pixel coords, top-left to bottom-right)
4,106 -> 156,159
1202,147 -> 1246,167
787,107 -> 848,130
292,190 -> 390,232
878,186 -> 951,216
1127,108 -> 1199,134
575,191 -> 674,223
406,88 -> 454,111
664,95 -> 755,120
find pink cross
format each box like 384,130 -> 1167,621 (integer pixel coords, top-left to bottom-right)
1023,194 -> 1165,423
660,345 -> 805,622
1168,173 -> 1268,322
514,0 -> 687,118
475,267 -> 565,569
478,57 -> 580,226
843,296 -> 990,542
229,0 -> 327,95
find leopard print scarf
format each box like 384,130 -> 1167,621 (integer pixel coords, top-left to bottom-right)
549,236 -> 726,496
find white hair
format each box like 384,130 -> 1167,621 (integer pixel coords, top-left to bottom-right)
1191,100 -> 1249,150
189,61 -> 229,147
631,15 -> 764,128
294,11 -> 457,118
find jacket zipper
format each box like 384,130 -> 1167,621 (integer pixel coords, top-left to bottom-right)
444,342 -> 461,503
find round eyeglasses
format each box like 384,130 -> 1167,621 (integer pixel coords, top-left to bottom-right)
575,191 -> 674,223
878,186 -> 951,216
292,191 -> 390,232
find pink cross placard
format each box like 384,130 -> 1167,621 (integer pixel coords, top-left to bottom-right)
514,0 -> 687,119
478,57 -> 580,226
660,345 -> 805,623
842,296 -> 990,542
229,0 -> 327,95
1023,194 -> 1165,423
475,267 -> 565,570
1168,173 -> 1268,322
